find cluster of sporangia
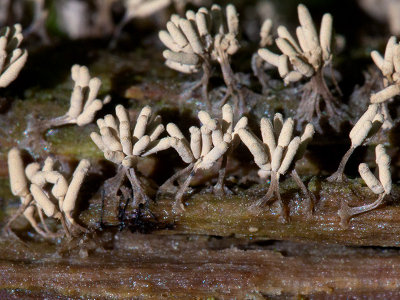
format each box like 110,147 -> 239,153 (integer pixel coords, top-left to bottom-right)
3,3 -> 398,238
159,4 -> 242,110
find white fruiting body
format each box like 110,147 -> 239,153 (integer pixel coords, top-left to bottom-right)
349,104 -> 381,145
252,18 -> 274,95
0,24 -> 28,88
328,104 -> 383,182
46,65 -> 111,128
160,4 -> 239,72
239,128 -> 269,171
26,162 -> 68,235
30,183 -> 62,219
369,36 -> 400,128
62,159 -> 91,225
370,36 -> 400,103
7,150 -> 50,237
198,104 -> 246,161
238,113 -> 315,217
238,117 -> 300,178
91,105 -> 166,206
196,104 -> 246,195
159,4 -> 242,109
239,114 -> 312,179
358,163 -> 384,194
339,144 -> 392,227
91,105 -> 165,167
260,19 -> 273,48
145,108 -> 236,212
199,104 -> 247,145
8,148 -> 29,198
6,148 -> 90,238
258,4 -> 333,84
160,121 -> 228,173
256,4 -> 341,131
368,36 -> 400,129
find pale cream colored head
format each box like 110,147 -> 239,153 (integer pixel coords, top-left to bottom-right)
66,64 -> 111,126
258,4 -> 334,83
90,105 -> 166,167
160,4 -> 241,74
358,144 -> 391,195
239,114 -> 314,178
0,24 -> 28,88
370,37 -> 400,104
8,147 -> 29,198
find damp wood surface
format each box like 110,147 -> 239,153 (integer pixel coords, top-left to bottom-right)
2,233 -> 400,299
73,177 -> 400,247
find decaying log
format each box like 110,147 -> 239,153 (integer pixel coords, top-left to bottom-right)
1,233 -> 400,298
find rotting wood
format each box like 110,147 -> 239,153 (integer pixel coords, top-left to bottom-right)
73,177 -> 400,247
1,233 -> 400,298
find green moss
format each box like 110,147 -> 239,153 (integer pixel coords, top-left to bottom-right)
45,125 -> 102,159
